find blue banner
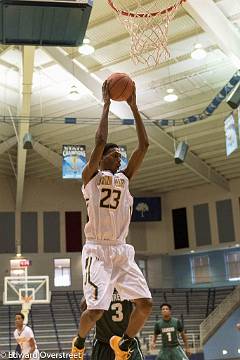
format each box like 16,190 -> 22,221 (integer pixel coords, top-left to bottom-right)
62,145 -> 87,179
131,197 -> 161,222
224,114 -> 238,157
119,145 -> 128,171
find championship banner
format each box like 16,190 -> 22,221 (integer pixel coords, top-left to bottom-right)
119,145 -> 128,171
131,197 -> 161,222
62,145 -> 86,179
224,114 -> 238,157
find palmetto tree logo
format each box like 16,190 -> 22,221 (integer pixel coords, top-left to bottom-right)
136,202 -> 149,217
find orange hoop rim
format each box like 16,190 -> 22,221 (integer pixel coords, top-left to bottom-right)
21,295 -> 33,303
108,0 -> 187,18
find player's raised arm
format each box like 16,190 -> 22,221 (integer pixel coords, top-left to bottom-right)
123,83 -> 149,180
82,81 -> 111,186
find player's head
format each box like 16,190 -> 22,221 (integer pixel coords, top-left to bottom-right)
100,143 -> 121,174
160,303 -> 172,319
15,312 -> 24,328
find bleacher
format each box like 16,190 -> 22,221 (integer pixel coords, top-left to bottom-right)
0,287 -> 235,356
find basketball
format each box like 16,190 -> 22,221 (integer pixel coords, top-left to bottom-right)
107,73 -> 134,101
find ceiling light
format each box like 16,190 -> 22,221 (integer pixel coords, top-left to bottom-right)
67,85 -> 81,101
164,88 -> 178,102
238,349 -> 240,354
78,38 -> 95,55
235,244 -> 240,247
222,350 -> 228,355
191,43 -> 207,60
16,253 -> 22,258
190,250 -> 195,253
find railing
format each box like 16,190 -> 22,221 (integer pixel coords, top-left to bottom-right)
66,292 -> 79,328
8,305 -> 12,352
49,300 -> 62,353
200,285 -> 240,345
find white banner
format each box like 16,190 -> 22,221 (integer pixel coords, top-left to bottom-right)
224,114 -> 238,156
119,145 -> 128,171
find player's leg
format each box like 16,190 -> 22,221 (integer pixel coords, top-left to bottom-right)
157,348 -> 172,360
129,338 -> 144,360
72,244 -> 114,356
110,244 -> 152,358
91,340 -> 115,360
172,345 -> 189,360
116,244 -> 152,337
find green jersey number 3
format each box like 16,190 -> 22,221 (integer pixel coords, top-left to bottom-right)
111,303 -> 124,322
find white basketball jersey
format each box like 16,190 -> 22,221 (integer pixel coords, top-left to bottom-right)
82,170 -> 133,245
14,325 -> 38,356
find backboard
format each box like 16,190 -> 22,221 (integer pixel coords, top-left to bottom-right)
0,0 -> 93,46
3,275 -> 51,305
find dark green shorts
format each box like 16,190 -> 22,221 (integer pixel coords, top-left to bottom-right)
91,338 -> 144,360
156,346 -> 188,360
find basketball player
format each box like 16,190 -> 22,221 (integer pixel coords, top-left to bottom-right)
14,313 -> 39,359
71,80 -> 152,360
80,290 -> 144,360
151,304 -> 191,360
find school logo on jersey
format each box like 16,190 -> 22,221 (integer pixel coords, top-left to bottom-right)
132,197 -> 161,221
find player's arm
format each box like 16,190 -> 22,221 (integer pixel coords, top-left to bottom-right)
22,337 -> 36,359
151,322 -> 160,349
180,331 -> 191,357
123,84 -> 149,180
28,338 -> 36,353
151,334 -> 158,349
82,81 -> 111,186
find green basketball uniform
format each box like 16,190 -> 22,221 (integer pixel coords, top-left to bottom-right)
91,292 -> 144,360
95,291 -> 132,343
154,318 -> 188,360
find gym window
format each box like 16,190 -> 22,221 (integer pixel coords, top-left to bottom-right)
191,255 -> 211,284
54,258 -> 71,287
137,259 -> 147,279
225,252 -> 240,281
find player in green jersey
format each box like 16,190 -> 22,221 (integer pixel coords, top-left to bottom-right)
80,290 -> 144,360
151,303 -> 191,360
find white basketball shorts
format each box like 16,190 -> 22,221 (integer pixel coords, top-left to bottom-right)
82,243 -> 152,310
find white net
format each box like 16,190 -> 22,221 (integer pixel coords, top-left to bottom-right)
108,0 -> 186,66
21,296 -> 33,325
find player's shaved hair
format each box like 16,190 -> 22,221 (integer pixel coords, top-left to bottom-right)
15,312 -> 25,320
160,303 -> 172,310
102,143 -> 119,156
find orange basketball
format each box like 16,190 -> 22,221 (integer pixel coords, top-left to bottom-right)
107,73 -> 134,101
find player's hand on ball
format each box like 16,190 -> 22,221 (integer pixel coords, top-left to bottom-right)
102,80 -> 111,106
127,82 -> 136,109
236,323 -> 240,330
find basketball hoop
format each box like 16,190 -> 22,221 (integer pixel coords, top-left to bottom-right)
21,295 -> 33,304
108,0 -> 186,66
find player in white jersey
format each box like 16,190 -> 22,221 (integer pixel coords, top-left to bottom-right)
14,313 -> 39,359
71,81 -> 152,360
